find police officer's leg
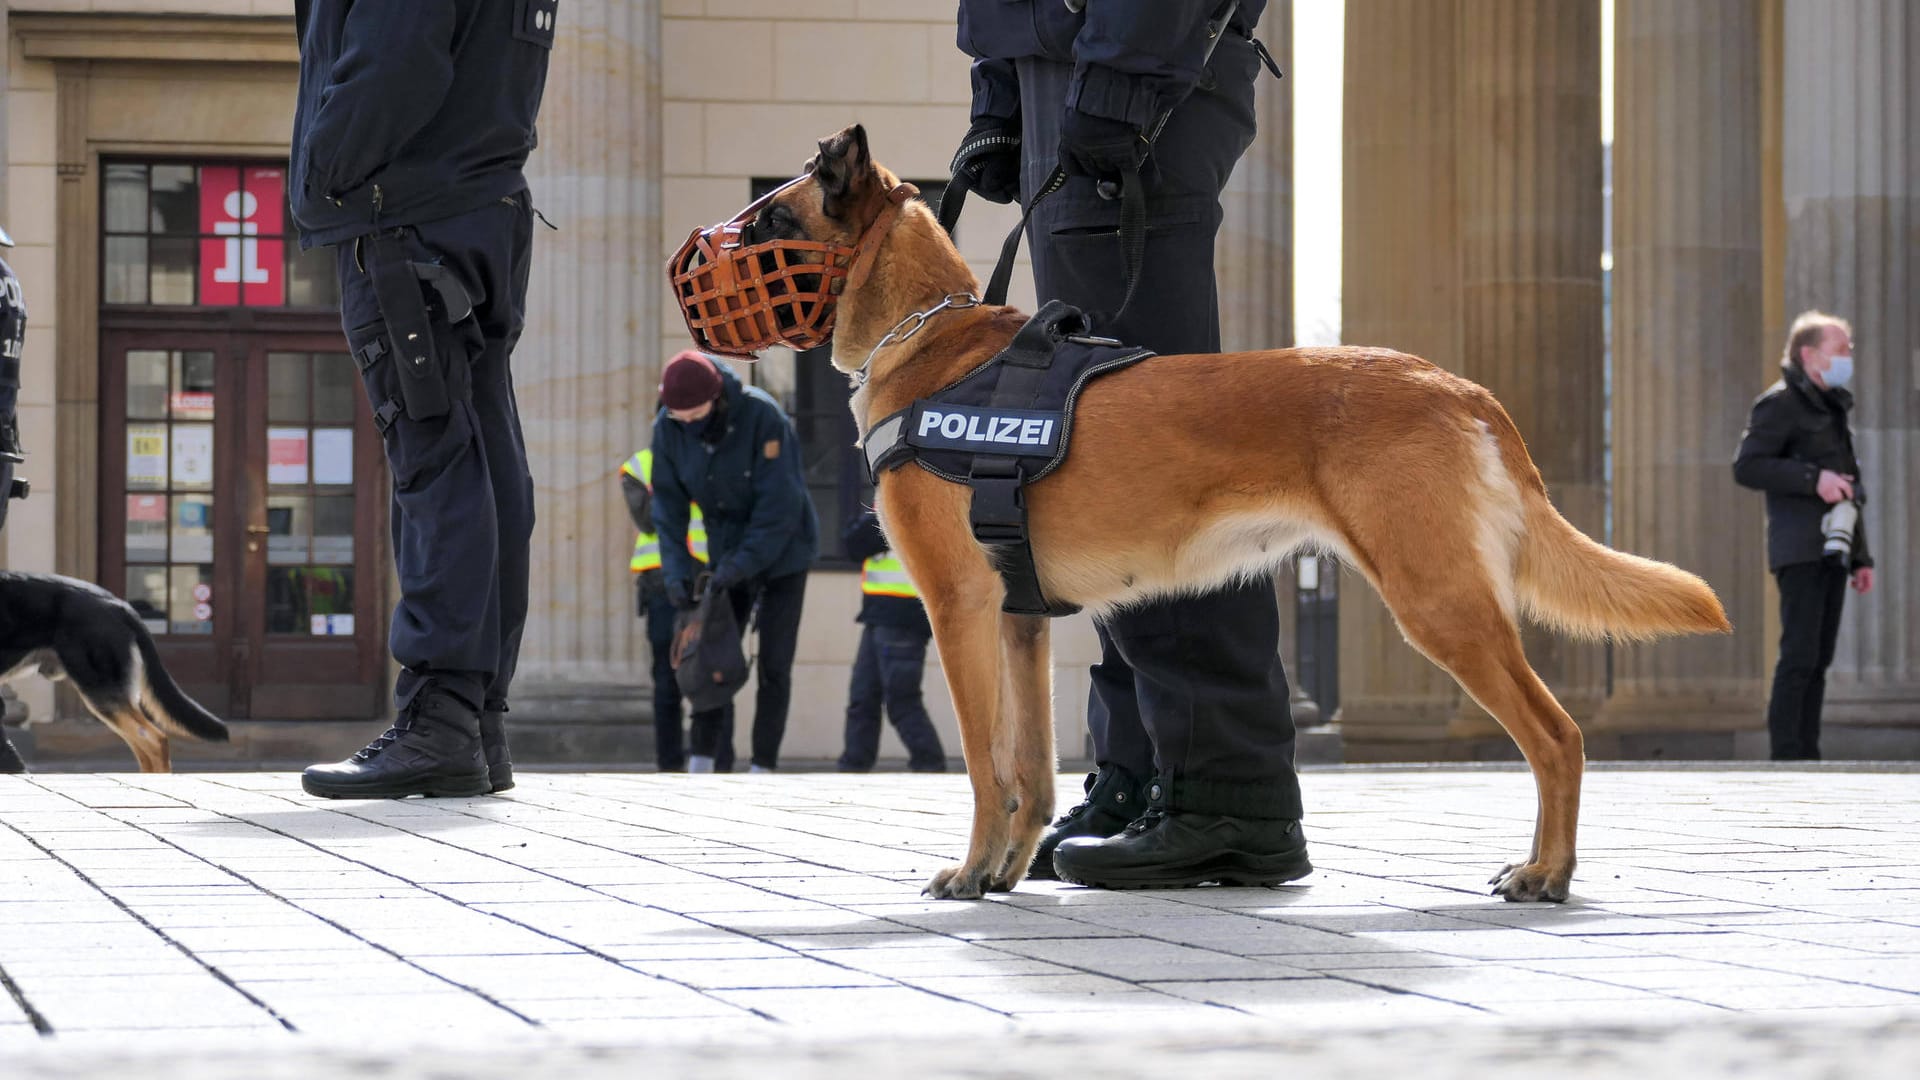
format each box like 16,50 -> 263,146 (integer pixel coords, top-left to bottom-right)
746,571 -> 808,770
1768,562 -> 1827,761
1019,44 -> 1309,885
303,231 -> 495,799
839,623 -> 886,771
875,625 -> 947,772
644,578 -> 686,771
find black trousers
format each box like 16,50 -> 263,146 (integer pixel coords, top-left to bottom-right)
1016,43 -> 1302,820
336,195 -> 536,714
840,623 -> 947,772
639,573 -> 734,772
1768,561 -> 1849,761
688,570 -> 808,770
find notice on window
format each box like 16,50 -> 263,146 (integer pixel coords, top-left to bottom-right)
268,427 -> 310,486
128,424 -> 168,489
313,428 -> 353,486
172,425 -> 214,487
310,614 -> 355,636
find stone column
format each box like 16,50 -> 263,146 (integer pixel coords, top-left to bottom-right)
1455,0 -> 1607,728
1599,0 -> 1768,742
1337,0 -> 1467,754
512,0 -> 663,722
1781,0 -> 1920,730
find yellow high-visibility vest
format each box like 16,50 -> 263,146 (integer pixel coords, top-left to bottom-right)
622,449 -> 707,572
861,553 -> 918,598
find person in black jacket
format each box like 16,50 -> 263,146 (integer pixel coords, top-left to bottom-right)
1734,310 -> 1874,761
650,352 -> 819,773
296,1 -> 555,799
953,1 -> 1309,890
838,510 -> 947,774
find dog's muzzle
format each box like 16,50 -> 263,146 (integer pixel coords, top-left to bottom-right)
668,176 -> 918,358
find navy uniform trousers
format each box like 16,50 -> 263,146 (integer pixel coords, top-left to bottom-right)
1017,39 -> 1302,820
335,194 -> 536,715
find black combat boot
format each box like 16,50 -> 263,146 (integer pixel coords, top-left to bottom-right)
1051,802 -> 1312,889
479,701 -> 515,793
302,687 -> 490,799
1027,765 -> 1145,881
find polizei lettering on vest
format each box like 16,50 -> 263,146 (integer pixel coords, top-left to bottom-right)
916,409 -> 1055,447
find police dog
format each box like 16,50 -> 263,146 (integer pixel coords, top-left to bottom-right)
748,125 -> 1728,902
0,571 -> 229,772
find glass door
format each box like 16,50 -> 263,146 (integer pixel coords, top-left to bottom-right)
101,333 -> 388,720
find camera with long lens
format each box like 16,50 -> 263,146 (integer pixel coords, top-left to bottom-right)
1821,498 -> 1862,566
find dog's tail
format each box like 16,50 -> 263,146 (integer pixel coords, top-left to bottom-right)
132,618 -> 231,742
1482,406 -> 1731,642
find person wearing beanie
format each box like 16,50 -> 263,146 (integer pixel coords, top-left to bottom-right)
649,351 -> 819,772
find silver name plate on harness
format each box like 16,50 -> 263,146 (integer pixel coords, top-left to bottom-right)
906,403 -> 1062,457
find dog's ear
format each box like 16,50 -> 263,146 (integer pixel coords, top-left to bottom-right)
813,124 -> 873,220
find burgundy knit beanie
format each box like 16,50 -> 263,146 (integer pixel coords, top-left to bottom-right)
660,350 -> 723,410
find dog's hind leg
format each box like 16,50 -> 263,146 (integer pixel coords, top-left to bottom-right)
93,705 -> 170,773
990,612 -> 1054,892
1384,583 -> 1583,902
0,732 -> 25,773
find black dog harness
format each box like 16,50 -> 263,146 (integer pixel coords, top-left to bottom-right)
863,301 -> 1153,617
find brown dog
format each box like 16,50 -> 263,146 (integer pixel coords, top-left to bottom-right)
730,125 -> 1728,902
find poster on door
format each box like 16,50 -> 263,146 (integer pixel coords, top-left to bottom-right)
199,166 -> 286,306
268,427 -> 310,486
171,425 -> 214,488
127,424 -> 167,489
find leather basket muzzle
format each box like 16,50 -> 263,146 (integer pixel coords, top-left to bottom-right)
668,176 -> 917,358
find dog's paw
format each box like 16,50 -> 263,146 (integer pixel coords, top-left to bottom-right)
1489,861 -> 1570,903
923,863 -> 991,900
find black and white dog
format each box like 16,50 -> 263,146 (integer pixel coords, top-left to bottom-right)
0,571 -> 229,773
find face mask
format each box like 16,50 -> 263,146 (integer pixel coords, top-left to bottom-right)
1825,355 -> 1854,390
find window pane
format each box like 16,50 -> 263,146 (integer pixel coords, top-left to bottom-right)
266,566 -> 308,634
150,238 -> 196,304
149,165 -> 198,236
126,422 -> 168,491
313,354 -> 356,423
126,494 -> 168,562
126,350 -> 169,418
105,236 -> 149,305
266,494 -> 309,565
308,567 -> 355,631
313,427 -> 354,486
170,423 -> 214,491
268,352 -> 308,423
168,565 -> 214,635
172,494 -> 214,563
104,164 -> 149,233
172,351 -> 216,420
125,565 -> 169,635
286,241 -> 340,307
312,495 -> 354,564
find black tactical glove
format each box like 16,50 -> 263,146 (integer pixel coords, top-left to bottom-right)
951,118 -> 1022,205
666,577 -> 696,611
1058,109 -> 1149,183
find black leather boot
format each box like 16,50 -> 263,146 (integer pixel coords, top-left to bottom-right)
302,688 -> 490,799
1051,806 -> 1311,889
479,702 -> 515,793
1028,765 -> 1145,881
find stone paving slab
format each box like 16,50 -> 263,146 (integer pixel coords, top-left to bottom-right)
1,766 -> 1918,1076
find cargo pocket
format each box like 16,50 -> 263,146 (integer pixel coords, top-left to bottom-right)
345,319 -> 477,494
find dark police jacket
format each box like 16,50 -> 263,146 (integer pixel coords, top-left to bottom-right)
1733,362 -> 1873,572
290,0 -> 556,249
956,0 -> 1265,126
843,510 -> 932,638
649,366 -> 819,597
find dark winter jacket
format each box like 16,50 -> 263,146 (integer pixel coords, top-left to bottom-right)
650,366 -> 819,595
1733,362 -> 1873,571
957,0 -> 1266,126
843,511 -> 932,637
290,0 -> 556,248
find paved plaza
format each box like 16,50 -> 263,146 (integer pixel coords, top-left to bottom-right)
3,764 -> 1918,1076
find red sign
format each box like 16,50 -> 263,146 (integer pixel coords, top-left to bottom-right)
198,166 -> 285,306
127,495 -> 166,522
269,433 -> 307,468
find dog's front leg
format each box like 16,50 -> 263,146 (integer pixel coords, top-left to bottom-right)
921,591 -> 1013,900
990,612 -> 1054,892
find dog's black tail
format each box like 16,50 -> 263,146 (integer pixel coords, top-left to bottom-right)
132,619 -> 230,742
